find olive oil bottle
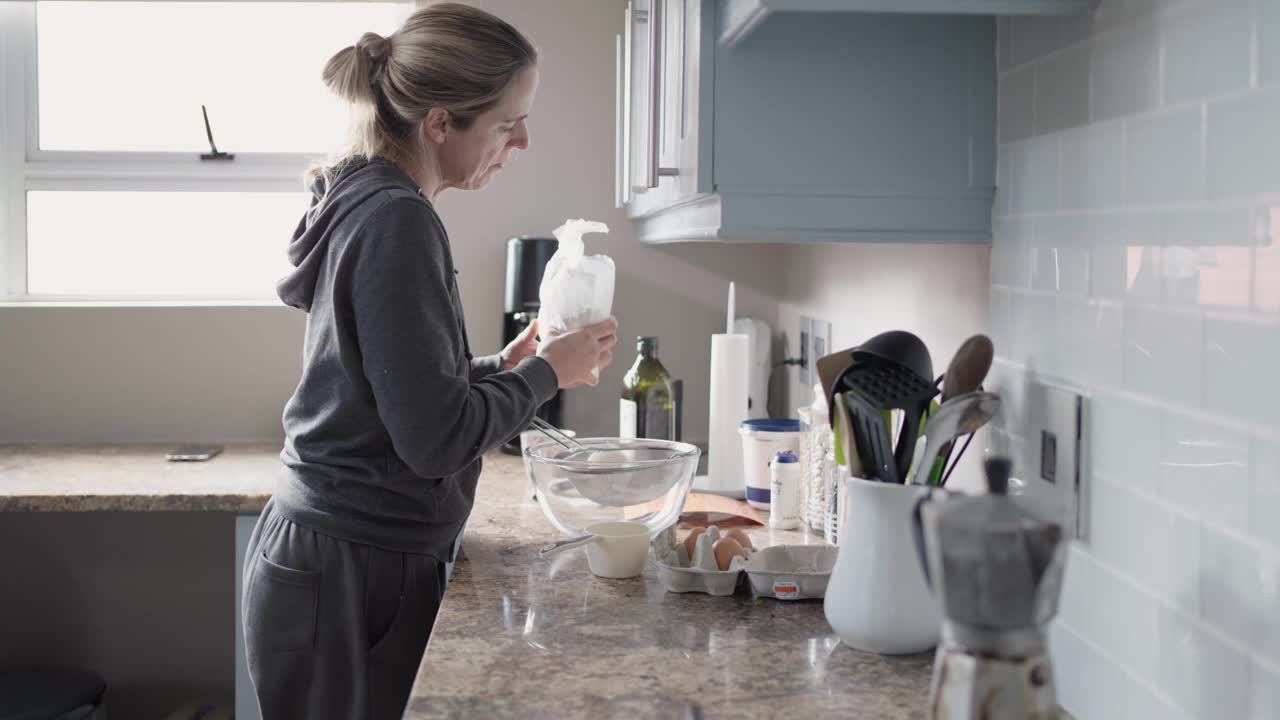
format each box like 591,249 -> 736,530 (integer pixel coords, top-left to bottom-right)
619,336 -> 676,440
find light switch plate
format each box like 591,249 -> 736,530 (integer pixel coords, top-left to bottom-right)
995,379 -> 1088,540
814,319 -> 832,383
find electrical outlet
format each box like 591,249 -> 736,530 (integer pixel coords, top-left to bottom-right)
997,380 -> 1088,540
798,316 -> 812,385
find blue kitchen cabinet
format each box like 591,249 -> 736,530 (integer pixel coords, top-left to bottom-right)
617,0 -> 998,243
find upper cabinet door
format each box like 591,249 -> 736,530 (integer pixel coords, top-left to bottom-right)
619,4 -> 997,244
618,0 -> 711,223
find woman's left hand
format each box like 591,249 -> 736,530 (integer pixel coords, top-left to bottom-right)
499,317 -> 541,371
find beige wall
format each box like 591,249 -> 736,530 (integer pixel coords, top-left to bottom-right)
0,0 -> 785,445
776,242 -> 992,486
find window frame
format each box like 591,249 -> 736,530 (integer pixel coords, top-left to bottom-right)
0,0 -> 420,304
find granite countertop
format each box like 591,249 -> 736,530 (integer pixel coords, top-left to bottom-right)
406,453 -> 933,720
0,444 -> 280,512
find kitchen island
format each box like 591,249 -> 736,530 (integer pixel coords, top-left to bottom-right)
406,453 -> 933,719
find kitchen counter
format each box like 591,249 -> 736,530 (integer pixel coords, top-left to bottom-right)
406,453 -> 933,719
0,444 -> 279,512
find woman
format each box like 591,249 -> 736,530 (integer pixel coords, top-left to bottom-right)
241,5 -> 617,718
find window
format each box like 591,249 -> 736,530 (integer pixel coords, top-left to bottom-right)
0,1 -> 415,301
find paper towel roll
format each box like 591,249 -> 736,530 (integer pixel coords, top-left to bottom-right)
702,333 -> 750,496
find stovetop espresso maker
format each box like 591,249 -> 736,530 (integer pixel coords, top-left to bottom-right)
912,456 -> 1069,720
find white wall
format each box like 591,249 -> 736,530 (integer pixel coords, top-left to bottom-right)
0,0 -> 785,445
993,2 -> 1280,717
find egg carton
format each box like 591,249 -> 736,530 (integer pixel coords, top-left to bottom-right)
652,525 -> 753,596
742,544 -> 838,600
653,526 -> 839,600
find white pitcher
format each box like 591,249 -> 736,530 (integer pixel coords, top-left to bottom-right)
823,475 -> 941,655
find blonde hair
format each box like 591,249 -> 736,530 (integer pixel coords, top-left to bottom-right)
310,3 -> 537,185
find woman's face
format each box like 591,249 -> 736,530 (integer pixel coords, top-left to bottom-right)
434,65 -> 539,192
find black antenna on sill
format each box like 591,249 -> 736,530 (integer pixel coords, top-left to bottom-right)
200,104 -> 234,161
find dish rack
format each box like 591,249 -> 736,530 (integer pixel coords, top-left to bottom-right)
799,406 -> 837,538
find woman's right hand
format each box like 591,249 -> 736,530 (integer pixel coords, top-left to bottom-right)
537,317 -> 618,389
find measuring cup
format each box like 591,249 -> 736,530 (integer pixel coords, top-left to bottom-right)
538,521 -> 650,579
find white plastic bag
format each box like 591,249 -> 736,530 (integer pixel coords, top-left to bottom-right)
538,219 -> 615,380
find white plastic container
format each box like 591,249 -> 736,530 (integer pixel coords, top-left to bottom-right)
769,451 -> 802,530
739,418 -> 803,510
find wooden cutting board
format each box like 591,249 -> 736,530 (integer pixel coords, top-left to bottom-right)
624,491 -> 765,527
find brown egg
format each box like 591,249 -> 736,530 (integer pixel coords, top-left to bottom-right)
713,537 -> 747,571
723,528 -> 754,550
683,527 -> 707,561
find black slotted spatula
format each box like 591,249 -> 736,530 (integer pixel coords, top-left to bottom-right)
837,331 -> 939,483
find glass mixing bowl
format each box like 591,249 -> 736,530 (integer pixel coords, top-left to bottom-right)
525,438 -> 700,539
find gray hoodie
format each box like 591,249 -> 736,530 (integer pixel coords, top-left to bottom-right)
272,157 -> 558,558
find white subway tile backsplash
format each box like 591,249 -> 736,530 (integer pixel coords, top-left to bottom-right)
1009,15 -> 1065,67
1162,206 -> 1254,309
992,217 -> 1034,287
1060,122 -> 1124,210
1047,625 -> 1085,717
988,287 -> 1012,354
1207,90 -> 1280,199
1125,107 -> 1205,206
1048,624 -> 1109,720
999,66 -> 1035,143
1091,22 -> 1163,122
1253,439 -> 1280,551
1254,203 -> 1280,312
1010,137 -> 1061,214
1160,414 -> 1250,530
1158,603 -> 1252,719
1091,211 -> 1163,300
1133,490 -> 1202,613
1032,215 -> 1091,295
1256,550 -> 1280,665
1090,476 -> 1139,574
995,3 -> 1280,713
1058,542 -> 1098,637
1060,298 -> 1123,387
1092,393 -> 1161,485
1096,560 -> 1161,684
1260,0 -> 1280,87
1010,293 -> 1060,373
1249,658 -> 1280,720
1200,524 -> 1266,649
1123,306 -> 1203,408
1035,45 -> 1091,135
1162,2 -> 1252,105
1123,680 -> 1194,720
1203,317 -> 1280,428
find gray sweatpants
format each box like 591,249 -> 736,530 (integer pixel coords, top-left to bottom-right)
241,498 -> 446,720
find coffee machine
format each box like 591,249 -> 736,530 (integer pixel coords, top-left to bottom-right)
500,236 -> 563,454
